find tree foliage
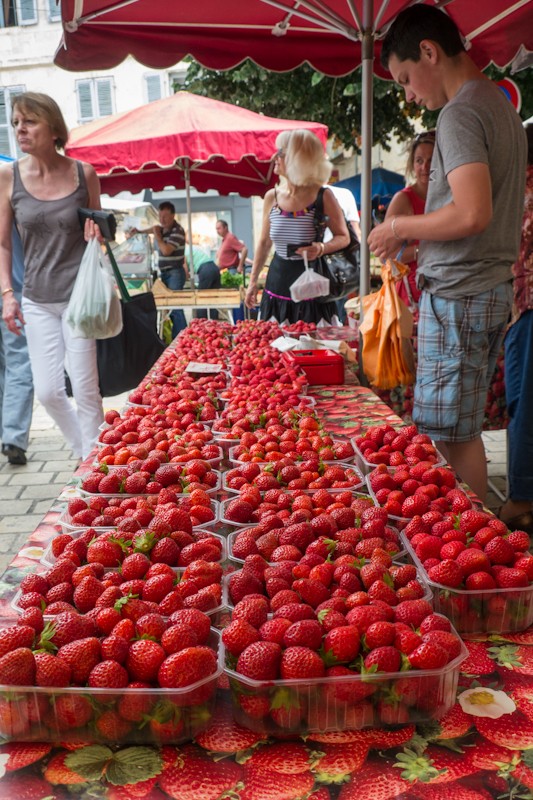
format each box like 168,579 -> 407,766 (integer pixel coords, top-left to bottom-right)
182,59 -> 532,153
182,59 -> 419,152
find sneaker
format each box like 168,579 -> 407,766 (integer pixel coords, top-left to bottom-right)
2,444 -> 27,465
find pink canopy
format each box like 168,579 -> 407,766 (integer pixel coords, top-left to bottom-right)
65,91 -> 328,198
55,0 -> 532,76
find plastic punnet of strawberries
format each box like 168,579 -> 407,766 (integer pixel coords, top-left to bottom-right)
0,608 -> 221,744
353,423 -> 443,468
225,461 -> 363,494
226,496 -> 404,562
15,553 -> 224,617
223,554 -> 465,735
80,459 -> 220,496
63,488 -> 217,531
368,463 -> 473,521
401,508 -> 533,635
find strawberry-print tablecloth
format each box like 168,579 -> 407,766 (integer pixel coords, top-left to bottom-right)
0,385 -> 529,800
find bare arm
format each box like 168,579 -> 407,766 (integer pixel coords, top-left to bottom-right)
245,191 -> 275,308
237,244 -> 248,273
310,188 -> 350,256
384,189 -> 418,262
0,165 -> 23,335
368,162 -> 492,260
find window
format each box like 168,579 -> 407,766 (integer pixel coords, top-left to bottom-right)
47,0 -> 61,22
15,0 -> 37,25
144,74 -> 163,103
76,78 -> 114,124
0,85 -> 25,158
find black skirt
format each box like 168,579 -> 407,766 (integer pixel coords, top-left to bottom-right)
260,253 -> 337,324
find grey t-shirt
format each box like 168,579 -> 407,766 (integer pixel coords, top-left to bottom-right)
418,79 -> 527,298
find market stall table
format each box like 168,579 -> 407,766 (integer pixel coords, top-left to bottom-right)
0,385 -> 531,799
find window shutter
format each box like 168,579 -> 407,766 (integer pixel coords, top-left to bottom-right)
0,85 -> 25,158
145,75 -> 162,103
96,80 -> 113,117
77,81 -> 94,122
47,0 -> 61,21
17,0 -> 37,24
0,93 -> 10,155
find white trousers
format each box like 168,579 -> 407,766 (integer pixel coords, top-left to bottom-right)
22,297 -> 104,459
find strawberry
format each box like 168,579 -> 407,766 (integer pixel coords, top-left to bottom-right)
43,751 -> 87,784
0,774 -> 63,799
117,681 -> 153,721
475,710 -> 533,750
0,647 -> 35,686
159,745 -> 242,800
237,641 -> 282,680
0,742 -> 52,772
427,559 -> 464,588
408,640 -> 449,669
194,701 -> 263,754
222,618 -> 260,656
168,608 -> 211,643
0,624 -> 35,657
158,645 -> 217,688
89,659 -> 129,688
34,652 -> 71,687
57,637 -> 101,684
394,599 -> 433,628
53,694 -> 93,729
322,625 -> 360,663
126,639 -> 166,682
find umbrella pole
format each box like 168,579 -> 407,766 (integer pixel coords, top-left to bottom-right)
184,161 -> 195,307
358,0 -> 374,386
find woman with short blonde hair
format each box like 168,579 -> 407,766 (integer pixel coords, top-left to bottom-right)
245,128 -> 349,324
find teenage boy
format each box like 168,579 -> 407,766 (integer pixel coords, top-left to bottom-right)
368,5 -> 527,502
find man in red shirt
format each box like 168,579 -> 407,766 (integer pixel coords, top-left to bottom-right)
215,220 -> 248,273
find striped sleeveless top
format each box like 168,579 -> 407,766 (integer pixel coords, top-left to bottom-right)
269,199 -> 318,260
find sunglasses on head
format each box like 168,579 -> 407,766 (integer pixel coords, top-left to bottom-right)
414,130 -> 436,144
274,148 -> 285,159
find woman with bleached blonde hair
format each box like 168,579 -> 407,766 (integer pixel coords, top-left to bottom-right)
245,128 -> 349,324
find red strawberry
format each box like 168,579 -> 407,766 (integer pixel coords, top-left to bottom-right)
222,618 -> 260,657
0,624 -> 35,657
126,639 -> 166,682
427,559 -> 464,588
158,645 -> 217,689
0,742 -> 52,772
57,637 -> 101,684
237,641 -> 282,680
0,648 -> 35,686
159,745 -> 242,800
34,652 -> 71,687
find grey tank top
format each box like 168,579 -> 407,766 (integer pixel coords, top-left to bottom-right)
11,160 -> 90,304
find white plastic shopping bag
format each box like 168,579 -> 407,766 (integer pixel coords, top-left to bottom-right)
66,238 -> 123,339
289,252 -> 330,302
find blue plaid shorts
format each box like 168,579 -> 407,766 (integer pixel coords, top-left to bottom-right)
413,283 -> 512,442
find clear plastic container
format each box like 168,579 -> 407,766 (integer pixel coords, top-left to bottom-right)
78,469 -> 222,499
55,498 -> 220,532
223,626 -> 467,736
226,441 -> 355,468
351,439 -> 446,475
0,628 -> 223,744
365,473 -> 470,528
226,527 -> 407,565
40,528 -> 227,570
222,463 -> 364,495
93,445 -> 224,470
11,575 -> 229,624
400,534 -> 533,635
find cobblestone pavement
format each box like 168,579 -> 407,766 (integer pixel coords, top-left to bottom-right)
0,392 -> 128,575
0,397 -> 508,576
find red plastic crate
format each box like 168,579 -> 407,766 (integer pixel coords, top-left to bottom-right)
283,349 -> 344,385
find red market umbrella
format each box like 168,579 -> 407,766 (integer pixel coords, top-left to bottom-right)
65,91 -> 328,198
55,0 -> 532,77
56,0 -> 533,296
65,91 -> 328,273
